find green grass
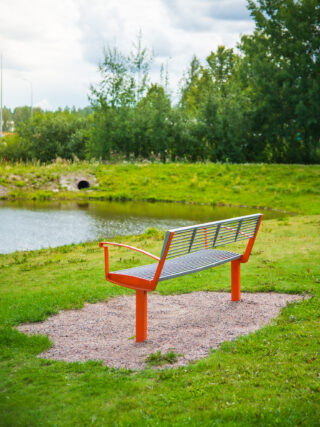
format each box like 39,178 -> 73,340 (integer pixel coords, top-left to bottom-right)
0,214 -> 320,425
145,351 -> 183,367
1,161 -> 320,213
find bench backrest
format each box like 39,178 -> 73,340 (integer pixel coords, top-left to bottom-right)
160,214 -> 263,260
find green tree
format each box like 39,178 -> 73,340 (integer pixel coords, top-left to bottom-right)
0,133 -> 31,161
17,111 -> 91,162
2,106 -> 14,132
179,47 -> 247,162
205,47 -> 248,162
86,110 -> 115,160
88,35 -> 153,160
136,84 -> 171,161
206,46 -> 239,97
240,0 -> 320,163
13,106 -> 32,127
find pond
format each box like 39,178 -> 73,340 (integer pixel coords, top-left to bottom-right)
0,200 -> 283,254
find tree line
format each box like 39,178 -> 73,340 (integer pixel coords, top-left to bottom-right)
1,106 -> 41,132
1,0 -> 319,164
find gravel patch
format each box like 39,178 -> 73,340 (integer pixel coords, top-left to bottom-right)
18,292 -> 304,370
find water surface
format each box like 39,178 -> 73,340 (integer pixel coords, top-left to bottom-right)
0,200 -> 282,254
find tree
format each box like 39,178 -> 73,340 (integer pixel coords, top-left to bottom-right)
240,0 -> 320,163
88,35 -> 153,160
1,106 -> 13,132
178,47 -> 248,162
136,84 -> 171,161
207,46 -> 239,97
0,133 -> 31,161
13,106 -> 32,127
17,111 -> 91,162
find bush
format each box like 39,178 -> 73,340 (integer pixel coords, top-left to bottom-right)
0,134 -> 32,161
16,111 -> 92,162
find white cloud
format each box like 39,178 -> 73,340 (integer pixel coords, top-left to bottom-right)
0,0 -> 255,109
35,99 -> 54,111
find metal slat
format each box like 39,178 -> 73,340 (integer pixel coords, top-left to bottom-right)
170,238 -> 193,246
170,233 -> 218,251
183,233 -> 218,246
167,249 -> 195,258
171,237 -> 221,250
240,225 -> 256,231
214,236 -> 248,248
239,225 -> 256,232
174,228 -> 217,241
194,236 -> 235,248
215,238 -> 243,246
168,247 -> 207,258
216,234 -> 249,243
215,232 -> 238,240
240,222 -> 257,228
169,241 -> 193,250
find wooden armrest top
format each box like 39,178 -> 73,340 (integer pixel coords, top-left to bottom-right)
99,241 -> 160,261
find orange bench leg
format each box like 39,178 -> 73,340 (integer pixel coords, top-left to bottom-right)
136,290 -> 147,342
231,260 -> 241,301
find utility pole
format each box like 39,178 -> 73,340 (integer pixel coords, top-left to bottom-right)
0,53 -> 3,137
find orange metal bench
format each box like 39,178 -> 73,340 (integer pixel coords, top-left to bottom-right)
99,214 -> 263,342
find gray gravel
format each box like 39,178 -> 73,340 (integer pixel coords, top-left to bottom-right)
18,291 -> 304,370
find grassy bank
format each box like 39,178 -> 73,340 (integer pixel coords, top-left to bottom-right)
1,161 -> 319,213
1,215 -> 320,425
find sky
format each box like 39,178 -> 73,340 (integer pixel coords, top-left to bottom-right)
0,0 -> 255,110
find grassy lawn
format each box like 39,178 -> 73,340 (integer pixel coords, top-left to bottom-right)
1,212 -> 320,426
1,161 -> 320,213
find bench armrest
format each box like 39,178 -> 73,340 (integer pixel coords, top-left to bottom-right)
99,241 -> 160,261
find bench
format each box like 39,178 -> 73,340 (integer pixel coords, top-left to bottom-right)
99,213 -> 263,342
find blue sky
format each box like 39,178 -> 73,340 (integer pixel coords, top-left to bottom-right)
0,0 -> 254,110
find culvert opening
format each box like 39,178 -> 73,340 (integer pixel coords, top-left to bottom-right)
77,180 -> 90,190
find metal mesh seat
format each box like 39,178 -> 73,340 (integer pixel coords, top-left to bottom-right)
112,249 -> 242,282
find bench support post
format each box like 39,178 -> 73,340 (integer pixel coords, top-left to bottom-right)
136,290 -> 147,342
231,260 -> 241,301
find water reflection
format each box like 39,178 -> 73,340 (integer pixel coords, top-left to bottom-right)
0,200 -> 282,254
